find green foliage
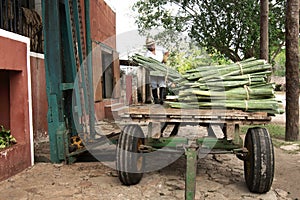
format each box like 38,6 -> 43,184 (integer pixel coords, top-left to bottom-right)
147,29 -> 190,53
241,124 -> 285,140
0,125 -> 17,149
273,50 -> 286,76
241,124 -> 300,149
208,49 -> 232,65
167,46 -> 231,74
133,0 -> 286,62
272,39 -> 300,77
269,1 -> 287,61
168,48 -> 210,74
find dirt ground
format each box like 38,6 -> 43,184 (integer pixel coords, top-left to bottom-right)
1,94 -> 300,200
1,119 -> 300,200
0,146 -> 299,200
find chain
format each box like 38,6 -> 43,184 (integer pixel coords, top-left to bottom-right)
68,0 -> 90,138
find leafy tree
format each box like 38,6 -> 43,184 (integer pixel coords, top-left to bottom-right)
167,47 -> 231,74
133,0 -> 286,62
145,29 -> 231,73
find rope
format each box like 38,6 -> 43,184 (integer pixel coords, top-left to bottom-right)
248,74 -> 251,85
244,100 -> 249,111
244,85 -> 250,100
237,62 -> 243,75
165,66 -> 169,83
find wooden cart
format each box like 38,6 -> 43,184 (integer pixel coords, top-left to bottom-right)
115,105 -> 274,200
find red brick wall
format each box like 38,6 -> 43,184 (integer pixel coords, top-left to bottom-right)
90,0 -> 116,48
92,42 -> 103,102
89,0 -> 119,120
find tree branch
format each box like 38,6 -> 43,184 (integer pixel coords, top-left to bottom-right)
270,41 -> 285,63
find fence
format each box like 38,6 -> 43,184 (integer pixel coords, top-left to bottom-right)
0,0 -> 43,53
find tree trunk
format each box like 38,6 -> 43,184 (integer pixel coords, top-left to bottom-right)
260,0 -> 269,61
285,0 -> 299,141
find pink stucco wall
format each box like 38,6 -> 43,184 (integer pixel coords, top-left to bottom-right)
0,30 -> 33,181
30,53 -> 48,141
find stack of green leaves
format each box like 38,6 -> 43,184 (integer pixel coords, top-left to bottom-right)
0,125 -> 17,149
131,54 -> 182,82
170,58 -> 283,114
131,55 -> 283,114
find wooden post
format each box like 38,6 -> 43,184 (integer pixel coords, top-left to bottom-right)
224,123 -> 243,146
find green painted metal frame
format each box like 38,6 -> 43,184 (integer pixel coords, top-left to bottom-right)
42,0 -> 95,163
60,0 -> 83,133
42,0 -> 66,163
146,137 -> 242,150
144,135 -> 243,200
72,0 -> 89,120
185,147 -> 198,200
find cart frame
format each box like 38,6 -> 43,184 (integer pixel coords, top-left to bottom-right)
116,105 -> 274,200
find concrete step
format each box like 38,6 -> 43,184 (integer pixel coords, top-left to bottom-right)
111,106 -> 128,120
105,102 -> 124,109
104,102 -> 126,120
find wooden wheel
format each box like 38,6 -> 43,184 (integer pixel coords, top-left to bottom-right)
244,127 -> 274,193
116,125 -> 145,185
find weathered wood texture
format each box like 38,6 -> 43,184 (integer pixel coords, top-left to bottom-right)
120,105 -> 271,125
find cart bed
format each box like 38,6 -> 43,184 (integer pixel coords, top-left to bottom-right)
120,105 -> 271,125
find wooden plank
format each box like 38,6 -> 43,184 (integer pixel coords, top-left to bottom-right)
119,105 -> 271,125
130,114 -> 143,118
124,105 -> 269,118
121,114 -> 270,121
120,112 -> 271,122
